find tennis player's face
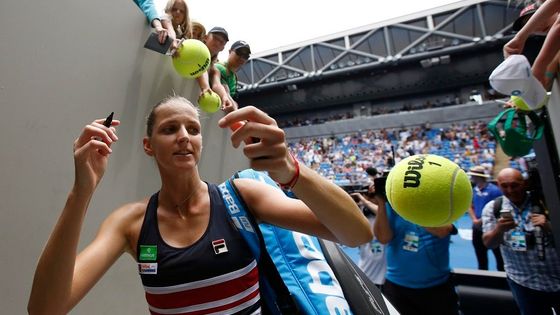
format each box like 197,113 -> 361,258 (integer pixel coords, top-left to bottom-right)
145,102 -> 202,170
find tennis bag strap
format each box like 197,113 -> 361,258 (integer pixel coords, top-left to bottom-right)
219,178 -> 297,315
218,169 -> 353,315
318,239 -> 390,315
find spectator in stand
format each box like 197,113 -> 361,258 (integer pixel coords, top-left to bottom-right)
212,40 -> 251,113
162,0 -> 191,41
467,166 -> 505,271
191,21 -> 206,40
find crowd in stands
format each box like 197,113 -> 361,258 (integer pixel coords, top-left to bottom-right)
288,120 -> 516,187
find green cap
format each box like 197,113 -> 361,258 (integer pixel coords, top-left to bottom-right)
488,109 -> 544,157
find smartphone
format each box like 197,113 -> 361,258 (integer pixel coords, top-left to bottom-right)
500,209 -> 513,220
144,32 -> 173,55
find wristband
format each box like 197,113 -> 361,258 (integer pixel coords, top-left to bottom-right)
278,152 -> 300,190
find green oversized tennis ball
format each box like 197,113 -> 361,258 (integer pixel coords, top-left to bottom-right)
198,91 -> 221,113
386,154 -> 472,227
172,39 -> 211,79
510,96 -> 546,111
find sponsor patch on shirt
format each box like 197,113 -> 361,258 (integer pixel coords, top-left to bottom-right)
139,245 -> 157,261
138,263 -> 158,274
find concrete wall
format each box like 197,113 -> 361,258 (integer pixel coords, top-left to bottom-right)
0,0 -> 247,313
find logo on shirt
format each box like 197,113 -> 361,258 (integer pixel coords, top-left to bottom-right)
139,245 -> 157,261
212,239 -> 229,255
138,263 -> 158,274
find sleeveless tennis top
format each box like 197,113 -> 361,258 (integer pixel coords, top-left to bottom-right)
137,183 -> 261,315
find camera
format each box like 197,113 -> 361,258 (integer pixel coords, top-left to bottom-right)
373,176 -> 387,199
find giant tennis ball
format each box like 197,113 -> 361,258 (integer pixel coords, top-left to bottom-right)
172,39 -> 211,79
386,154 -> 472,227
198,91 -> 221,113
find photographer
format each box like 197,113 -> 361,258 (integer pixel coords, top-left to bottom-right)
482,168 -> 560,315
373,175 -> 459,315
351,167 -> 387,287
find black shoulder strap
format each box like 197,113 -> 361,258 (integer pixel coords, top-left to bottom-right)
493,196 -> 503,218
229,175 -> 300,314
318,239 -> 389,315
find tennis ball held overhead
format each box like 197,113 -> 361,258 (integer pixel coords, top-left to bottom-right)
386,154 -> 472,227
172,39 -> 211,79
198,91 -> 221,113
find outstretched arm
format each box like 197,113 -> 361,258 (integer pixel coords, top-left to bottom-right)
352,192 -> 379,215
532,15 -> 560,87
208,66 -> 236,112
503,0 -> 560,58
196,72 -> 212,96
28,118 -> 127,314
373,196 -> 393,244
219,107 -> 373,247
134,0 -> 160,25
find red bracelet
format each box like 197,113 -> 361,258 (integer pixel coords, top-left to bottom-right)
278,152 -> 300,190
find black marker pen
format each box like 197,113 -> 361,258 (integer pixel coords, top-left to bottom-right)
94,112 -> 114,142
103,112 -> 114,128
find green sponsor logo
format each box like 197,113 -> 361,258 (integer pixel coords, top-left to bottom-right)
139,245 -> 157,261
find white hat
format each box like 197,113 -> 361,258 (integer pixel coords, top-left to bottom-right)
466,166 -> 490,178
489,55 -> 547,110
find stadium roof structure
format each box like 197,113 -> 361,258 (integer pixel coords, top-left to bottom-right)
236,0 -> 523,116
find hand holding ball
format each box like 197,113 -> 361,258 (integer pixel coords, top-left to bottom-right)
172,39 -> 211,79
198,91 -> 221,113
385,154 -> 472,227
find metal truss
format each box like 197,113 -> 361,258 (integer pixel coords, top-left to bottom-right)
237,0 -> 522,94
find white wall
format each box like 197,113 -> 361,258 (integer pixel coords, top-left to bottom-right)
0,0 -> 247,313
